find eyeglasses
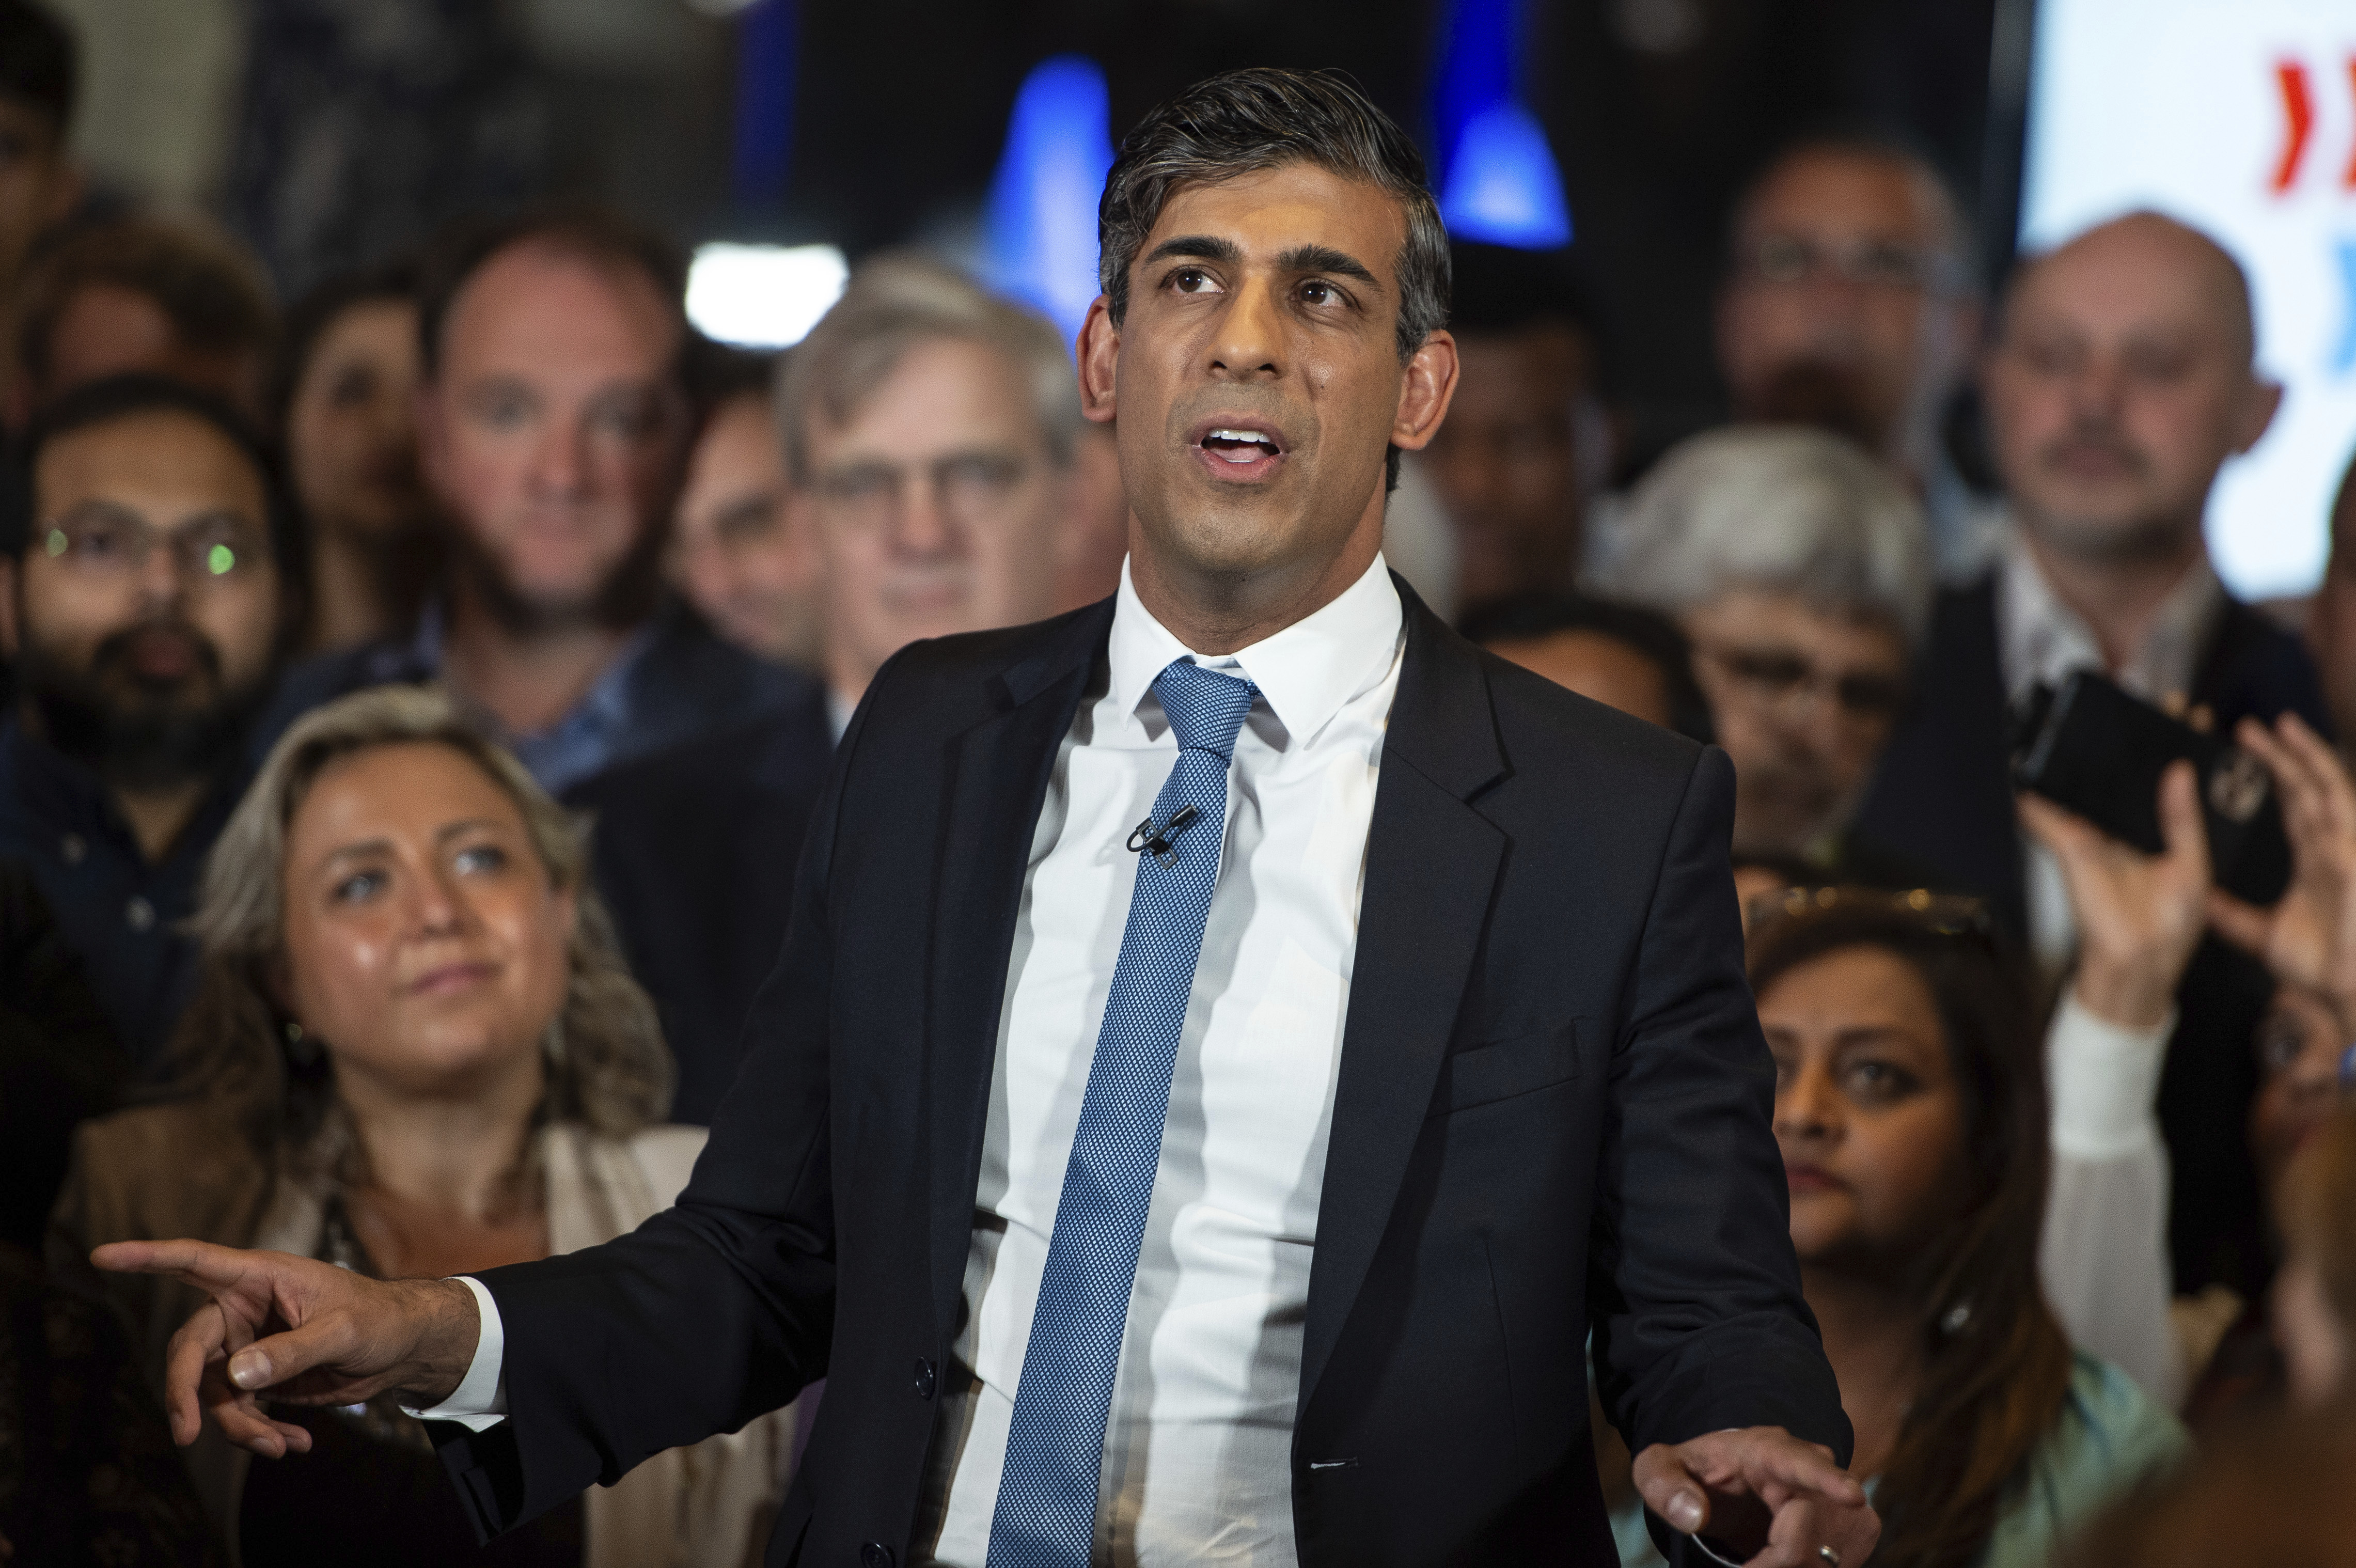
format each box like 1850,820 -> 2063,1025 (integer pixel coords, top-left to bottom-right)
1748,884 -> 1997,942
39,505 -> 270,586
1697,642 -> 1908,724
1735,234 -> 1963,296
812,451 -> 1033,531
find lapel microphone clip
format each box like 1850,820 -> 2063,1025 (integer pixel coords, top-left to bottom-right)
1125,804 -> 1201,867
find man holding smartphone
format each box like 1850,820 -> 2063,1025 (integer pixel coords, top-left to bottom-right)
1856,210 -> 2330,1310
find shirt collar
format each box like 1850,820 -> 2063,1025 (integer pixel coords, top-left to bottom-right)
413,594 -> 665,745
1107,552 -> 1403,747
1997,526 -> 2223,703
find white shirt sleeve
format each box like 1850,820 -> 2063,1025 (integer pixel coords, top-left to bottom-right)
2038,993 -> 2184,1409
399,1275 -> 509,1431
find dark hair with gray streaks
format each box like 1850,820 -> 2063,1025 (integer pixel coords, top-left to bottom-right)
1097,68 -> 1450,492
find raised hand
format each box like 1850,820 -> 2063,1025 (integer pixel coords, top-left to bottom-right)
90,1240 -> 482,1458
2019,760 -> 2211,1028
2208,714 -> 2356,1030
1632,1426 -> 1878,1568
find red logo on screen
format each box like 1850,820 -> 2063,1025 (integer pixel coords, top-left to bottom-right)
2272,58 -> 2356,193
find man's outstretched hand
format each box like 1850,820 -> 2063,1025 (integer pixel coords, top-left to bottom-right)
1634,1428 -> 1879,1568
91,1240 -> 482,1458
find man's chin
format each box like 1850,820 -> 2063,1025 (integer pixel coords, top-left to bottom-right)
2019,497 -> 2191,565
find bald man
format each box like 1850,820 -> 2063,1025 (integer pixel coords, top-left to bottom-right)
1717,137 -> 1992,575
1852,210 -> 2330,1314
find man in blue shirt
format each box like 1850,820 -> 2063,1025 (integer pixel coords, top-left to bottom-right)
257,206 -> 814,796
0,373 -> 301,1061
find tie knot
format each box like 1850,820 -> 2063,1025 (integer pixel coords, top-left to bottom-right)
1152,659 -> 1257,761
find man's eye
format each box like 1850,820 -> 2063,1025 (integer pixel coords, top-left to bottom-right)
824,468 -> 897,503
1730,653 -> 1810,689
2024,341 -> 2077,377
592,398 -> 665,441
73,525 -> 131,560
1300,279 -> 1340,306
327,366 -> 380,409
1171,268 -> 1218,294
474,393 -> 533,429
2126,347 -> 2193,383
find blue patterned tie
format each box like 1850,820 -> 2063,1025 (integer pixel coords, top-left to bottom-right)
986,658 -> 1260,1568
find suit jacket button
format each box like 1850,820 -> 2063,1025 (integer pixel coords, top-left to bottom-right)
861,1544 -> 896,1568
913,1357 -> 936,1399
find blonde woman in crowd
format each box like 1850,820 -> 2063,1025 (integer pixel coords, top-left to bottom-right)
52,685 -> 795,1568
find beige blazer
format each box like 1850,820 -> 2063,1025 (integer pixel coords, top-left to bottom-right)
51,1102 -> 796,1568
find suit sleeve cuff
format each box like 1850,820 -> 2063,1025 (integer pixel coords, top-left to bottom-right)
401,1276 -> 508,1431
2048,993 -> 2172,1161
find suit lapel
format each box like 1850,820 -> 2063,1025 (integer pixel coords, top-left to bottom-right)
1298,586 -> 1507,1412
923,603 -> 1112,1327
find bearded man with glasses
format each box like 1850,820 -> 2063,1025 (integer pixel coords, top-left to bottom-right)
0,372 -> 302,1061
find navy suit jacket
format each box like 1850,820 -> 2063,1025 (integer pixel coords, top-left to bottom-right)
436,584 -> 1846,1567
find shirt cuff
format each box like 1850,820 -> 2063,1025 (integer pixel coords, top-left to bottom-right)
2048,992 -> 2173,1161
400,1276 -> 508,1431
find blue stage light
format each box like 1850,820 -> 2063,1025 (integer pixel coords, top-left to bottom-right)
984,55 -> 1115,351
1430,0 -> 1573,249
1440,101 -> 1573,248
730,0 -> 796,208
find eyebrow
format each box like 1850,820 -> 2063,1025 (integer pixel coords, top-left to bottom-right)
1141,234 -> 1384,290
1142,234 -> 1243,269
319,818 -> 506,868
1277,244 -> 1381,292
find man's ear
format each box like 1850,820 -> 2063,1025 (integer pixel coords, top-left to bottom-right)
1077,296 -> 1119,425
2235,376 -> 2285,456
0,556 -> 18,660
1389,329 -> 1460,453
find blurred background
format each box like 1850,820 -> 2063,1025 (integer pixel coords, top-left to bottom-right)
36,0 -> 2356,593
47,0 -> 2004,519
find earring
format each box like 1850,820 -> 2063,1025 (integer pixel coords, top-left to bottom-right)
543,1016 -> 567,1065
282,1018 -> 321,1067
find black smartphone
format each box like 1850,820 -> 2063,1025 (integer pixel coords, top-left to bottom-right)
2010,670 -> 2292,906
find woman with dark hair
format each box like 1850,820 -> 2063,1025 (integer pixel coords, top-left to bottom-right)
272,261 -> 439,654
1612,891 -> 2186,1567
49,686 -> 795,1567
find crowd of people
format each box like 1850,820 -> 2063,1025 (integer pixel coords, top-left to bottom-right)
2,2 -> 2354,1565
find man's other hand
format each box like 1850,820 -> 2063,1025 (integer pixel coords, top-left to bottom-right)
1633,1426 -> 1879,1568
91,1240 -> 481,1458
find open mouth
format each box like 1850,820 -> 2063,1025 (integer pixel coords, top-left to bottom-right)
1202,427 -> 1283,463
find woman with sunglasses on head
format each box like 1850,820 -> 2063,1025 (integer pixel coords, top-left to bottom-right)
1612,889 -> 2187,1568
48,686 -> 797,1568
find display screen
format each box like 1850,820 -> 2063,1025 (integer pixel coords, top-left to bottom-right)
2020,0 -> 2356,599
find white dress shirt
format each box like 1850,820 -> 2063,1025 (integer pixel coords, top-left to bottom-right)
913,554 -> 1402,1566
1996,530 -> 2225,970
419,553 -> 1407,1568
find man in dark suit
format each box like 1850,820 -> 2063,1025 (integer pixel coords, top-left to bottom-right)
1852,211 -> 2328,1300
99,70 -> 1870,1568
